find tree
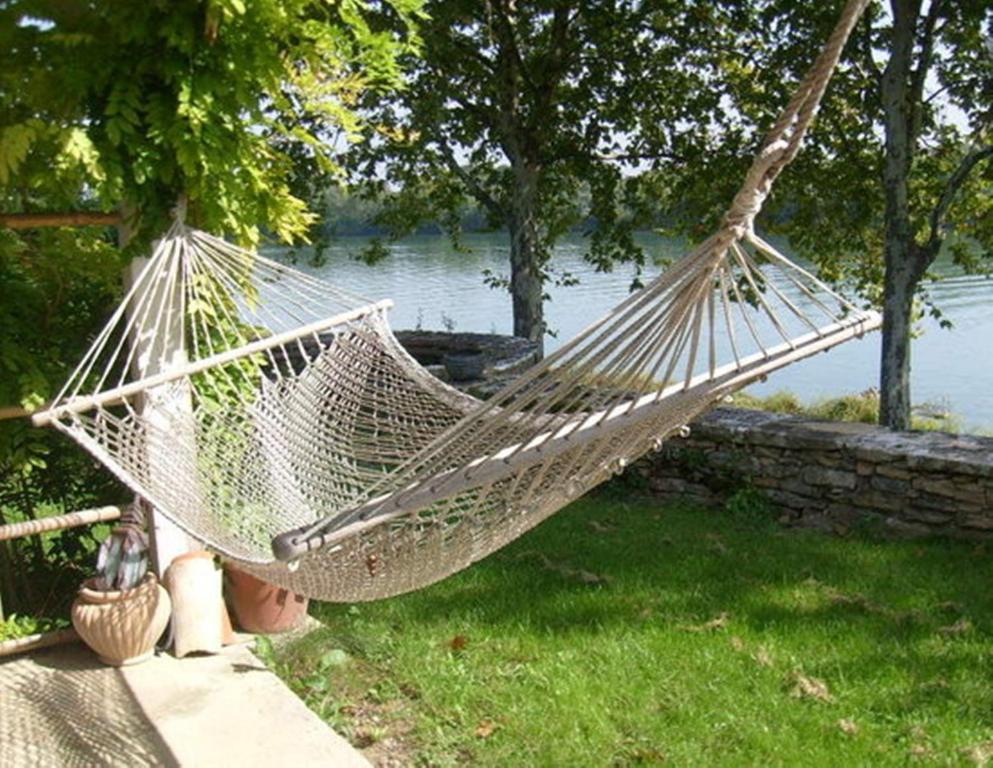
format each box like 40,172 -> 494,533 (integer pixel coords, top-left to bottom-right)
646,0 -> 992,429
1,0 -> 421,244
348,0 -> 751,354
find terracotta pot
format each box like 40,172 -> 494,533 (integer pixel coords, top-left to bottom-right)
224,566 -> 308,634
71,572 -> 171,666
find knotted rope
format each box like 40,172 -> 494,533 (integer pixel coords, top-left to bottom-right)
723,0 -> 870,237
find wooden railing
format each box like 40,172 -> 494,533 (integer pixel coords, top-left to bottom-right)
0,504 -> 122,658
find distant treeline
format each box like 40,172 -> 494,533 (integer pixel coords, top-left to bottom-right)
318,186 -> 674,237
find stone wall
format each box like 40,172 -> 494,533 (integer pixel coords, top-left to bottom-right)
639,407 -> 993,538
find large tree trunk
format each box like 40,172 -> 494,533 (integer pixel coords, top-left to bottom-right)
879,251 -> 917,430
508,161 -> 545,356
878,0 -> 923,431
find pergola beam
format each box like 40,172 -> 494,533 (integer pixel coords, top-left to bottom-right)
0,212 -> 121,230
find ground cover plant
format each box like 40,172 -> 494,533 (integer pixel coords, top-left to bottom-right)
267,487 -> 993,766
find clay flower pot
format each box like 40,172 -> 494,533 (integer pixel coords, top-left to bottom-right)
224,565 -> 308,634
71,572 -> 171,666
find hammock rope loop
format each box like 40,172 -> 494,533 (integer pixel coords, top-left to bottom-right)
722,0 -> 870,238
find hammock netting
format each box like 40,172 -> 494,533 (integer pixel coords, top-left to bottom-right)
35,0 -> 878,601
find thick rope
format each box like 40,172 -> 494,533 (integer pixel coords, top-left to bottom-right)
723,0 -> 871,237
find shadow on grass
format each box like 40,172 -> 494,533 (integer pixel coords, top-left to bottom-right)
310,490 -> 993,691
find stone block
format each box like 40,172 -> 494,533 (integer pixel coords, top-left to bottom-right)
855,461 -> 876,476
802,466 -> 857,490
912,477 -> 987,505
903,507 -> 954,526
960,514 -> 993,531
780,478 -> 817,496
765,489 -> 812,510
824,503 -> 866,527
859,490 -> 905,513
870,475 -> 911,495
883,516 -> 933,538
816,456 -> 845,470
876,463 -> 912,481
913,493 -> 975,515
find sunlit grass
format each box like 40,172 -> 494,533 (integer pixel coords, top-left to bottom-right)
267,490 -> 993,766
730,389 -> 965,432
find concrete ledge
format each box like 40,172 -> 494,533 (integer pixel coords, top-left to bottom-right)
0,642 -> 368,767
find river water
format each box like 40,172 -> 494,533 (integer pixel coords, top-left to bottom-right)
269,232 -> 992,431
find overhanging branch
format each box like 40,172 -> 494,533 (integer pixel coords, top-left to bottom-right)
926,143 -> 993,252
437,139 -> 506,219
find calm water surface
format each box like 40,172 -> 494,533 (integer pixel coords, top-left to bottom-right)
270,232 -> 993,431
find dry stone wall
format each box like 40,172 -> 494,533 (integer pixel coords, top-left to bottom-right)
638,407 -> 993,538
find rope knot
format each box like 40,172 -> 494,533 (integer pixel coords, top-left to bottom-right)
721,138 -> 788,238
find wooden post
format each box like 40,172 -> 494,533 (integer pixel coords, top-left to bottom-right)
118,207 -> 199,577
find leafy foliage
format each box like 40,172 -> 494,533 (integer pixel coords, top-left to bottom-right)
2,0 -> 421,244
648,0 -> 992,298
346,1 -> 741,342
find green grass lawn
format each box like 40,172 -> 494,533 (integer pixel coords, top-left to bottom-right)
265,488 -> 993,766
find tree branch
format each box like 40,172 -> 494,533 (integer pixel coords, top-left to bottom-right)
857,13 -> 883,84
925,143 -> 993,252
436,139 -> 506,219
909,0 -> 945,146
0,212 -> 121,230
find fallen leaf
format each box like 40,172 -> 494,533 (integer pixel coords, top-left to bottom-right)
475,719 -> 498,739
588,520 -> 616,534
705,533 -> 728,555
937,601 -> 965,614
961,740 -> 993,766
937,618 -> 973,636
319,649 -> 349,668
837,718 -> 858,735
681,612 -> 729,632
788,672 -> 835,703
577,569 -> 609,586
448,634 -> 468,651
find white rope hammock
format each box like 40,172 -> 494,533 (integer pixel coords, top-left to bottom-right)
35,0 -> 878,601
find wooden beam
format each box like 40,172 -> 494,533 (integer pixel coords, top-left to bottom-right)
0,405 -> 30,422
0,212 -> 121,230
0,505 -> 122,542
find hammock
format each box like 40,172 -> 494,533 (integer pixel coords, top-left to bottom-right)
34,0 -> 878,601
